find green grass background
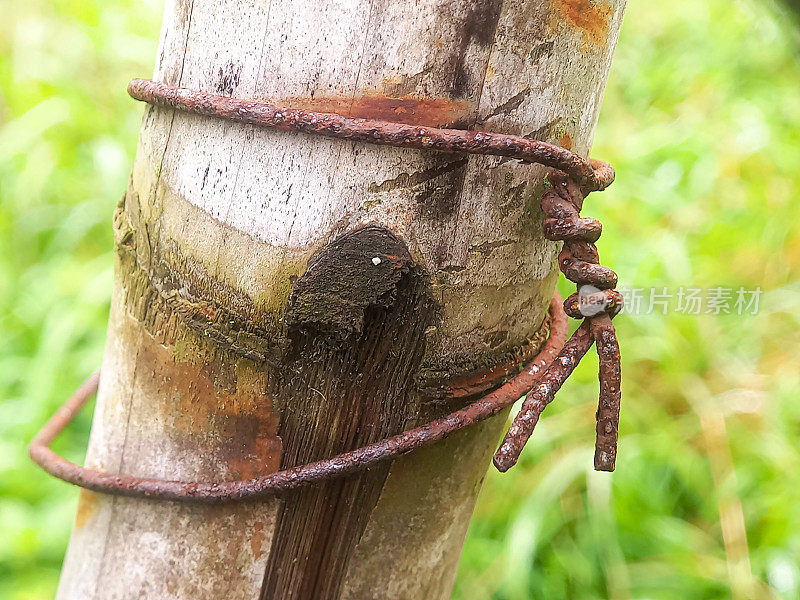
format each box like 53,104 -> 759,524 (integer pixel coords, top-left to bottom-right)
2,0 -> 800,598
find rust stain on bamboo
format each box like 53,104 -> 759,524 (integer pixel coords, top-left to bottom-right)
137,329 -> 282,476
268,95 -> 474,127
551,0 -> 613,49
74,490 -> 99,527
251,521 -> 266,559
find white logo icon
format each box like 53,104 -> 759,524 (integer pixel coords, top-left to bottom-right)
578,284 -> 610,317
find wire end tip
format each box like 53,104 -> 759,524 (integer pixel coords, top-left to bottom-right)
492,449 -> 517,473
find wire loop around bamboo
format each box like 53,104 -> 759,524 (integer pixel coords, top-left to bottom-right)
30,295 -> 568,503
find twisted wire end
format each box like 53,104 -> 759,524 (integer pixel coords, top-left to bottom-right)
493,166 -> 623,473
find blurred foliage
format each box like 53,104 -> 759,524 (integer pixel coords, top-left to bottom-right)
779,0 -> 800,17
1,0 -> 799,598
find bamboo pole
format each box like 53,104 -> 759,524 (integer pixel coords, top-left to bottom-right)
56,1 -> 626,598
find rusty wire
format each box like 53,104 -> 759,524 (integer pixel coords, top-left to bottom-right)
29,78 -> 623,502
126,79 -> 615,194
493,173 -> 623,472
30,296 -> 568,503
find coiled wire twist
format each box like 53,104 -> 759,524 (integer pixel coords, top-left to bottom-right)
493,169 -> 623,472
